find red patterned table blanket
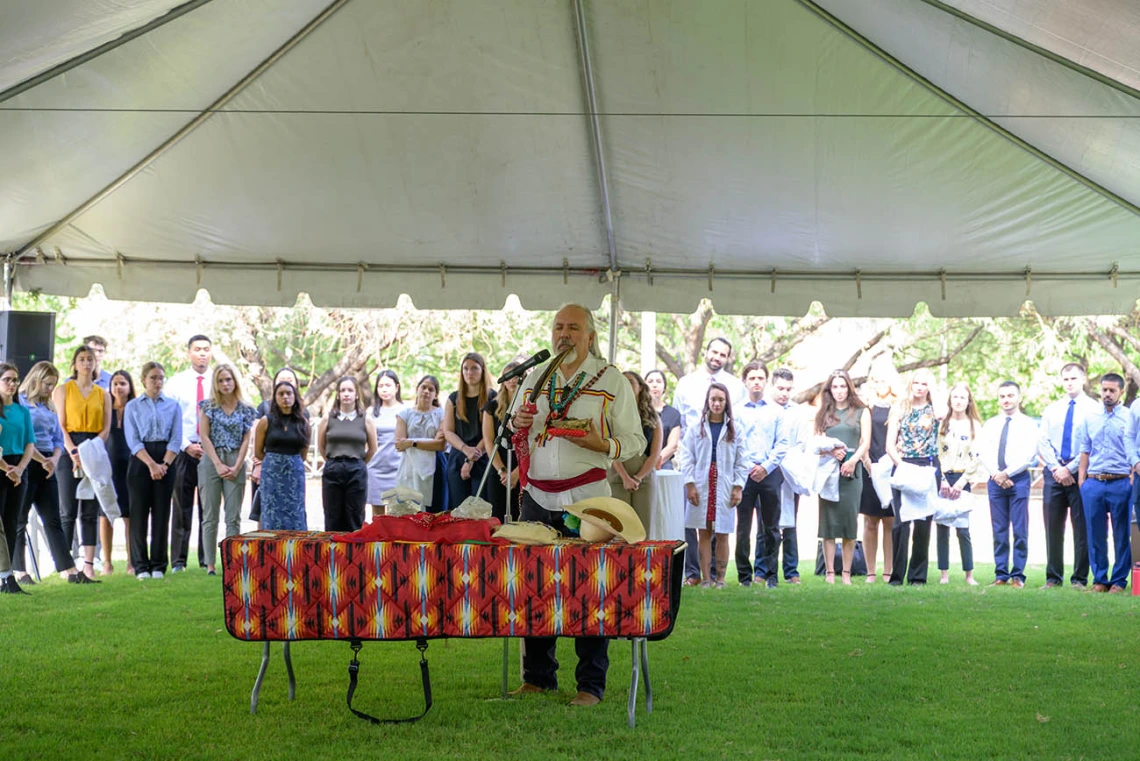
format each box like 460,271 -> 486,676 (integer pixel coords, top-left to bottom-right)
222,532 -> 684,642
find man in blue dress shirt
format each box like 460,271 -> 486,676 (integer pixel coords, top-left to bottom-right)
84,335 -> 113,390
1076,373 -> 1139,593
1036,363 -> 1099,588
734,360 -> 787,587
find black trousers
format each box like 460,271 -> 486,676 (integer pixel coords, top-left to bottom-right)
935,471 -> 973,572
1042,469 -> 1089,585
322,458 -> 368,532
889,457 -> 936,585
518,491 -> 609,699
13,458 -> 72,574
1,454 -> 29,570
444,449 -> 489,511
735,474 -> 783,583
170,450 -> 204,569
129,443 -> 174,575
58,431 -> 100,548
756,470 -> 788,583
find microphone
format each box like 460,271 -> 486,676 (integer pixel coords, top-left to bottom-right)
497,349 -> 550,384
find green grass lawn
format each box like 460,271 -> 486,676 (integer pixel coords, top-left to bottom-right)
2,565 -> 1137,761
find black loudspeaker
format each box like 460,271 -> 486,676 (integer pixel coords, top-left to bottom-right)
0,311 -> 56,378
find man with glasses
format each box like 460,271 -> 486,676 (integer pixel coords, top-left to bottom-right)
83,335 -> 113,390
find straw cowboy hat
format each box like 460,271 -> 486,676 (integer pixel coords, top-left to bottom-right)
564,497 -> 646,544
492,521 -> 562,545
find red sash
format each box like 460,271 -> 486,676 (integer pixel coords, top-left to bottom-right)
527,467 -> 607,494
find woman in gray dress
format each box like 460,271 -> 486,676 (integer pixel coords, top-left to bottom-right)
815,370 -> 871,585
366,370 -> 406,515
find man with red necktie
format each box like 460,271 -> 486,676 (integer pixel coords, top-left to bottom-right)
167,335 -> 213,572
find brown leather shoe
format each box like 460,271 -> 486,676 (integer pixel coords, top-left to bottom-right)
508,682 -> 551,697
1108,585 -> 1127,594
1090,583 -> 1110,593
1010,579 -> 1025,588
990,579 -> 1007,586
788,577 -> 802,585
1041,581 -> 1060,589
568,691 -> 601,707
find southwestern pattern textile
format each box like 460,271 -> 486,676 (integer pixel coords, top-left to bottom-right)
222,532 -> 684,642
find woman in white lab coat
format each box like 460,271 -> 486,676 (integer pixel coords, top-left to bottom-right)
681,383 -> 749,588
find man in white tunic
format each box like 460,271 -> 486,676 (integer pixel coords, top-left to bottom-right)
508,304 -> 645,707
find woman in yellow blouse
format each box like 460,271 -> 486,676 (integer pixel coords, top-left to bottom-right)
936,383 -> 982,586
52,346 -> 112,580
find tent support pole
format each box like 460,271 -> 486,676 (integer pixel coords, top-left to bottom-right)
0,0 -> 217,106
11,0 -> 356,264
793,0 -> 1140,221
607,280 -> 619,364
915,0 -> 1140,105
572,0 -> 619,274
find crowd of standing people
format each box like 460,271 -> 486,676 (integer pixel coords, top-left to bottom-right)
2,324 -> 1138,602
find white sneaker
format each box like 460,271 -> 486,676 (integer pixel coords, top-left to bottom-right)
151,570 -> 164,579
136,572 -> 151,580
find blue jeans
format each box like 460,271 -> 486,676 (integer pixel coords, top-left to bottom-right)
987,472 -> 1030,582
1080,477 -> 1133,588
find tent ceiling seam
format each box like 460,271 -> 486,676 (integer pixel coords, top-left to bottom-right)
10,0 -> 357,265
915,0 -> 1140,105
794,0 -> 1140,221
0,0 -> 217,106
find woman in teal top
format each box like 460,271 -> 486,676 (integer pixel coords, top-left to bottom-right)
0,362 -> 36,595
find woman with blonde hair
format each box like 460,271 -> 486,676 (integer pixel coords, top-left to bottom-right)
198,364 -> 257,574
608,371 -> 663,533
124,361 -> 181,579
936,383 -> 983,585
442,353 -> 495,511
885,369 -> 940,586
14,362 -> 87,584
52,345 -> 112,581
859,372 -> 896,582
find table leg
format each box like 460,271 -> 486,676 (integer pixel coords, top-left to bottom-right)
251,642 -> 271,714
283,642 -> 296,701
638,638 -> 652,713
627,638 -> 640,728
501,638 -> 509,698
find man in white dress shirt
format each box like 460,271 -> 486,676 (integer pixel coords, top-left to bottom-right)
978,380 -> 1039,587
1036,363 -> 1099,588
508,304 -> 645,707
672,338 -> 746,583
165,335 -> 213,572
672,338 -> 747,433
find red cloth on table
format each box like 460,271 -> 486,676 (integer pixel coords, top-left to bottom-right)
336,512 -> 502,544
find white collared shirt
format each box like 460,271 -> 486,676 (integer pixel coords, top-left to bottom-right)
978,411 -> 1039,478
672,368 -> 747,434
512,354 -> 646,511
336,409 -> 358,422
165,366 -> 212,449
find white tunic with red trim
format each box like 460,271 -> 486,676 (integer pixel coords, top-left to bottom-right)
511,354 -> 646,512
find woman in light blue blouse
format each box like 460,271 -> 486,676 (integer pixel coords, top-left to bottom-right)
123,362 -> 182,580
198,364 -> 256,575
14,362 -> 87,584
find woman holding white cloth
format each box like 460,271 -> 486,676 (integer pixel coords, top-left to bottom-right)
936,383 -> 983,586
681,383 -> 749,588
814,371 -> 871,585
885,370 -> 940,586
393,376 -> 446,512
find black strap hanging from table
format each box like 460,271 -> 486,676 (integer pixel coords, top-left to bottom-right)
346,638 -> 433,725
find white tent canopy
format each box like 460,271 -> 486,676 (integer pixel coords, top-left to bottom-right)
3,0 -> 1140,316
